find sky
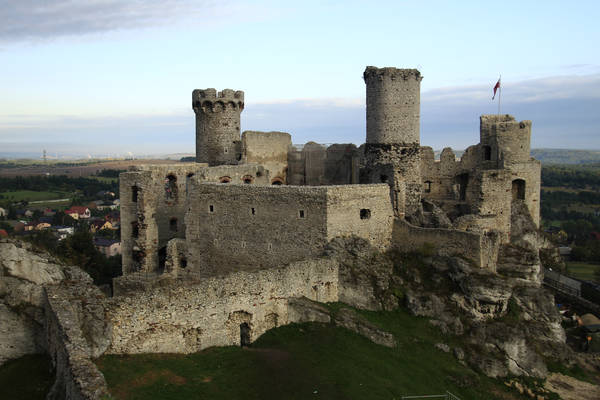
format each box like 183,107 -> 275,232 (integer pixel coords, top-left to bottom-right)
0,0 -> 599,158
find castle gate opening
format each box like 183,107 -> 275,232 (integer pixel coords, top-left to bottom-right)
240,323 -> 251,347
456,173 -> 469,201
512,179 -> 525,201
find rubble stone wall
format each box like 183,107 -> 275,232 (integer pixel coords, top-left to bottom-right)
185,182 -> 393,273
107,258 -> 339,354
241,130 -> 291,183
392,219 -> 499,270
120,163 -> 270,274
44,284 -> 109,400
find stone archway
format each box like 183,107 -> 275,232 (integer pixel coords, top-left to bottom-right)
512,179 -> 525,200
240,322 -> 251,347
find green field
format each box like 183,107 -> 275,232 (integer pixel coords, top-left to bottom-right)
90,176 -> 119,184
0,354 -> 53,399
0,190 -> 70,202
97,306 -> 531,400
566,261 -> 600,282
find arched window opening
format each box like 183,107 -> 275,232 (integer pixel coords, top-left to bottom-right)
180,258 -> 187,268
512,179 -> 526,200
169,217 -> 178,232
158,247 -> 167,272
242,175 -> 254,184
219,176 -> 231,184
271,177 -> 284,185
131,222 -> 139,238
483,145 -> 492,161
131,186 -> 139,202
132,249 -> 145,264
165,174 -> 177,200
424,181 -> 432,193
456,173 -> 469,201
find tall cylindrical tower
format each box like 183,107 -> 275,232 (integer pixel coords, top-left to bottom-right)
364,67 -> 422,145
362,66 -> 423,217
192,88 -> 244,166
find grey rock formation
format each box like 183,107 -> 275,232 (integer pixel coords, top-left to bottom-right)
333,307 -> 396,348
0,240 -> 65,365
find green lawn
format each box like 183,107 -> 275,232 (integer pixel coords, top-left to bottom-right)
566,261 -> 600,282
0,190 -> 70,202
0,354 -> 54,399
97,306 -> 527,400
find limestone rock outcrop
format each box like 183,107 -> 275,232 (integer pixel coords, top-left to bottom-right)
0,240 -> 65,365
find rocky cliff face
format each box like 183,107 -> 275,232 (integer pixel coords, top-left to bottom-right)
0,240 -> 66,365
325,202 -> 571,379
0,240 -> 109,367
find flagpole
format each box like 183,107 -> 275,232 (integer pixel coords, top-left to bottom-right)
497,75 -> 501,116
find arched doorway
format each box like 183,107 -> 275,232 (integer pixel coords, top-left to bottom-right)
240,322 -> 251,347
512,179 -> 525,200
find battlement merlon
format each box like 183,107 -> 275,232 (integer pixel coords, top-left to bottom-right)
192,88 -> 245,111
363,66 -> 423,82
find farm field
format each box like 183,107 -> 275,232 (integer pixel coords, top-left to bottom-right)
0,190 -> 70,202
566,262 -> 600,282
0,159 -> 178,178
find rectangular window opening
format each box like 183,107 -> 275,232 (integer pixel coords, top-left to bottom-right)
360,209 -> 371,220
299,210 -> 305,218
131,186 -> 139,202
209,205 -> 214,213
251,207 -> 256,215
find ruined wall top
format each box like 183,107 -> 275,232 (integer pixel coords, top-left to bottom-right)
363,67 -> 423,82
480,114 -> 532,131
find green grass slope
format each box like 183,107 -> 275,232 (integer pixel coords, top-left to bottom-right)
97,307 -> 529,400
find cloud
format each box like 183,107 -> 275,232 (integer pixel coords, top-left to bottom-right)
0,0 -> 250,42
2,73 -> 600,156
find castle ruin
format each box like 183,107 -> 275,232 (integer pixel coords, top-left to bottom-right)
0,67 -> 560,400
120,66 -> 540,277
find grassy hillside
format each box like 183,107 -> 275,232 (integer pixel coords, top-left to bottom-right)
96,306 -> 537,400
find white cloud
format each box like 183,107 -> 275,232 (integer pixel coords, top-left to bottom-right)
0,0 -> 255,42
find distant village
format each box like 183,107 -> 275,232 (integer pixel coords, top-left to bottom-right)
0,192 -> 121,257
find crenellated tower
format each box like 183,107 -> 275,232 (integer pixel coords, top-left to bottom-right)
362,66 -> 423,217
192,88 -> 245,166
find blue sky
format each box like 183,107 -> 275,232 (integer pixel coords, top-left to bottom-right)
1,0 -> 599,157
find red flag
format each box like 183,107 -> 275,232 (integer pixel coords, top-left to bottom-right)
492,78 -> 501,100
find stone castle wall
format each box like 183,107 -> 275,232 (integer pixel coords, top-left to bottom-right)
241,130 -> 291,183
184,182 -> 392,274
287,143 -> 361,186
120,163 -> 270,274
392,219 -> 501,270
107,258 -> 339,354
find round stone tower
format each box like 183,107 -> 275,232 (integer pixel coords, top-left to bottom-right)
362,66 -> 423,217
364,67 -> 422,145
192,88 -> 244,166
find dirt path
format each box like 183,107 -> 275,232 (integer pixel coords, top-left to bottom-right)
544,373 -> 600,400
